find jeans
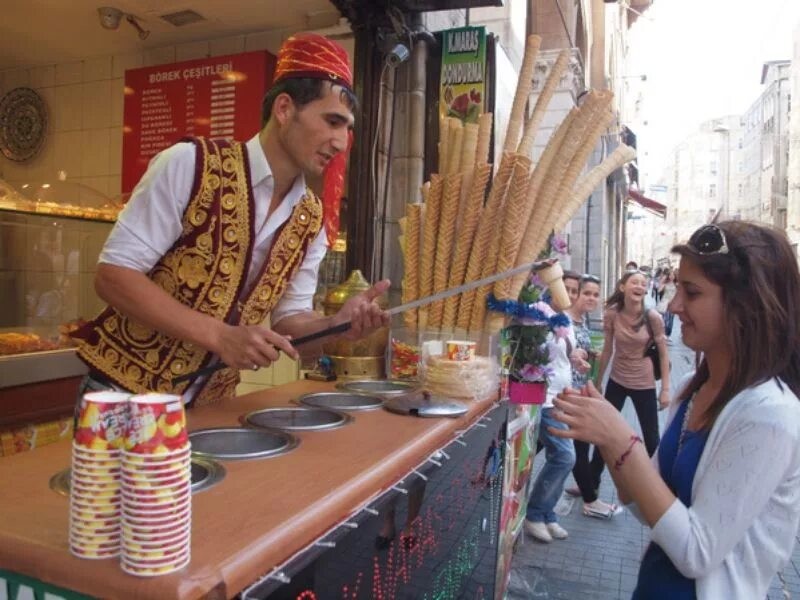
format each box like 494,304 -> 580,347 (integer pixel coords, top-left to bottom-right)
586,379 -> 661,497
572,439 -> 600,503
663,311 -> 675,337
526,407 -> 576,523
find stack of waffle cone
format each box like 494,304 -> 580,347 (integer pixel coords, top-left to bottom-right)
397,39 -> 636,342
417,174 -> 443,331
555,144 -> 636,231
442,164 -> 492,330
456,152 -> 516,331
429,172 -> 462,328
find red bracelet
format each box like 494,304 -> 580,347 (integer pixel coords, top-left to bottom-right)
614,435 -> 643,470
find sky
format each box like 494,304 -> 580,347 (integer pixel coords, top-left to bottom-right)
626,0 -> 800,188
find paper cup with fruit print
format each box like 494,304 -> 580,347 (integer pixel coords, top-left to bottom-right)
73,391 -> 130,451
121,553 -> 190,577
125,394 -> 188,455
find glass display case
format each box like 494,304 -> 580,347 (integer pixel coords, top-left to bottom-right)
0,178 -> 120,363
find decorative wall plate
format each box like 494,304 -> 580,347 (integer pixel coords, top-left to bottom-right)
0,87 -> 48,162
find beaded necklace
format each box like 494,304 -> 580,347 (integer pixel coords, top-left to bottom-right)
676,396 -> 695,456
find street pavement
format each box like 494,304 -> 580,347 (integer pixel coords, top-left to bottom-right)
506,304 -> 800,599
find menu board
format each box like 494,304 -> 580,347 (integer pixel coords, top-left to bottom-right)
122,50 -> 275,193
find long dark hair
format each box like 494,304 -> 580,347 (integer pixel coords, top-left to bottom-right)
674,221 -> 800,424
605,270 -> 647,328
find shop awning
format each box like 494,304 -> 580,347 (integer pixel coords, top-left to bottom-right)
627,188 -> 667,219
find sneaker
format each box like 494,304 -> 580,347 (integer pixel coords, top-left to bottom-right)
524,520 -> 552,543
583,499 -> 622,519
564,486 -> 581,497
546,522 -> 569,540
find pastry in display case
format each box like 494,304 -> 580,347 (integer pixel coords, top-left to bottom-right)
0,178 -> 115,363
0,177 -> 122,222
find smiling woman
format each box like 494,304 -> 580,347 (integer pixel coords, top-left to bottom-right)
592,269 -> 669,458
550,221 -> 800,600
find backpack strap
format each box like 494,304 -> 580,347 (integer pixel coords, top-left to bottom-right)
643,309 -> 657,343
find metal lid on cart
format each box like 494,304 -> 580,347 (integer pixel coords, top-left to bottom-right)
298,391 -> 384,411
383,393 -> 468,418
189,427 -> 299,460
243,407 -> 351,431
335,379 -> 418,397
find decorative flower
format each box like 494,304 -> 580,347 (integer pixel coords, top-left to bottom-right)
489,262 -> 573,385
551,233 -> 568,255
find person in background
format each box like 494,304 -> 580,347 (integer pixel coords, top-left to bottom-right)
551,221 -> 800,599
585,270 -> 669,496
563,275 -> 621,518
657,269 -> 678,340
651,267 -> 663,300
70,34 -> 389,406
562,270 -> 581,306
625,261 -> 639,271
524,317 -> 578,543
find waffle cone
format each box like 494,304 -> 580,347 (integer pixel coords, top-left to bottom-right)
442,164 -> 491,328
429,173 -> 462,328
401,203 -> 424,330
555,144 -> 636,231
491,156 -> 534,305
456,152 -> 516,330
447,120 -> 464,175
518,50 -> 570,158
459,123 -> 479,173
503,35 -> 541,154
523,92 -> 607,263
417,175 -> 443,330
536,92 -> 614,251
438,116 -> 449,174
475,112 -> 493,166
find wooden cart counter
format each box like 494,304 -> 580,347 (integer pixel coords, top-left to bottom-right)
0,380 -> 496,599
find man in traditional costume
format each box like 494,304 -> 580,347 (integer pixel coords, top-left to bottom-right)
72,33 -> 389,406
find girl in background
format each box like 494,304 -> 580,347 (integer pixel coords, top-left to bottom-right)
587,270 -> 669,495
565,275 -> 621,518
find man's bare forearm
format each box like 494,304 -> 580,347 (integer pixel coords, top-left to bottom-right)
272,311 -> 335,357
94,263 -> 223,353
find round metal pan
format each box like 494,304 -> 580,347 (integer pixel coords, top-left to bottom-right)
189,427 -> 299,461
297,391 -> 383,411
243,407 -> 352,431
335,379 -> 418,397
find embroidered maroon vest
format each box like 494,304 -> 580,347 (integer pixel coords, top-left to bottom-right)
73,137 -> 323,405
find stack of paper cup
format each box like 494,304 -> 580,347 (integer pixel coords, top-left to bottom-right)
69,391 -> 130,559
121,393 -> 191,576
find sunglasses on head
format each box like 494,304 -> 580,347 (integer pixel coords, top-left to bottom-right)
581,274 -> 600,284
688,224 -> 729,255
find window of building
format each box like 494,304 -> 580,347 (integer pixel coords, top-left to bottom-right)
709,183 -> 716,198
710,160 -> 718,175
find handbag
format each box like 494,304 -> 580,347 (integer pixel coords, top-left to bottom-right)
643,309 -> 662,381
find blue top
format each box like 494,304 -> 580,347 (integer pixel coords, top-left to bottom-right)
632,399 -> 709,600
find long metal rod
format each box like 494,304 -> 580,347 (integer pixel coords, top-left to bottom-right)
172,258 -> 549,384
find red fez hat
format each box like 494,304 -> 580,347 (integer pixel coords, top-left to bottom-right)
272,33 -> 354,247
273,32 -> 353,90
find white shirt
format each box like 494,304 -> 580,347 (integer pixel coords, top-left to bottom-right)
628,374 -> 800,599
100,135 -> 328,327
543,321 -> 576,408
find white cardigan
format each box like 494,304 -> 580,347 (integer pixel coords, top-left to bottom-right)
628,376 -> 800,599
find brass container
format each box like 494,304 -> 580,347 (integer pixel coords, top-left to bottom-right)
322,270 -> 388,379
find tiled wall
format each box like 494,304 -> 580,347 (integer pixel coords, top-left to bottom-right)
0,28 -> 337,195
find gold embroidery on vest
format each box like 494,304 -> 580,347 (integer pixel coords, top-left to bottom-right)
77,137 -> 324,403
77,138 -> 252,394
